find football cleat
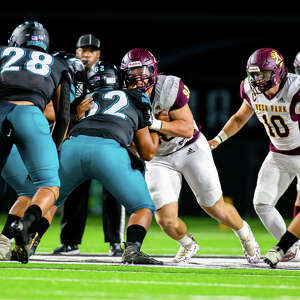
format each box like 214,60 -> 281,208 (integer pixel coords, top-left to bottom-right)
10,220 -> 30,264
108,243 -> 123,257
122,242 -> 163,265
281,240 -> 300,262
264,246 -> 284,268
27,233 -> 40,257
173,233 -> 199,264
237,223 -> 261,264
51,244 -> 80,255
0,233 -> 12,260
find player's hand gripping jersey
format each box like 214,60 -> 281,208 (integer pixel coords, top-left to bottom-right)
241,73 -> 300,154
152,75 -> 200,156
0,46 -> 68,110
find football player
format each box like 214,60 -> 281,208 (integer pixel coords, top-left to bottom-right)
209,48 -> 300,262
0,51 -> 85,262
292,54 -> 300,221
0,21 -> 72,263
33,61 -> 162,265
120,48 -> 260,264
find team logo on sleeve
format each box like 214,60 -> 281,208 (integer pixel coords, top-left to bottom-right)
183,85 -> 190,99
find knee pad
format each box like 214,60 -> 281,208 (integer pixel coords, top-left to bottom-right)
253,185 -> 278,208
254,203 -> 273,216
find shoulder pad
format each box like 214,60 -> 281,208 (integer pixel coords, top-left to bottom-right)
285,73 -> 300,98
153,75 -> 181,111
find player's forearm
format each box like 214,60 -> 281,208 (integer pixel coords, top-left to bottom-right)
213,114 -> 248,145
222,114 -> 247,138
159,119 -> 194,138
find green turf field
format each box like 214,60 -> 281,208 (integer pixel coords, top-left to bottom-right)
0,214 -> 299,300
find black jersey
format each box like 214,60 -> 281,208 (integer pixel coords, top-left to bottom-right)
69,88 -> 152,146
0,46 -> 68,111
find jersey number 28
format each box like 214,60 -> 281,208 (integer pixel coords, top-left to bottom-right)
0,47 -> 53,77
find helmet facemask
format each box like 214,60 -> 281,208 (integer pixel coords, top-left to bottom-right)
125,66 -> 156,92
120,48 -> 159,92
247,67 -> 274,93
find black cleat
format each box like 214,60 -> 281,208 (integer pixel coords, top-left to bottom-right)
51,244 -> 80,255
10,220 -> 30,264
28,233 -> 40,256
108,243 -> 124,257
10,249 -> 19,261
122,242 -> 163,265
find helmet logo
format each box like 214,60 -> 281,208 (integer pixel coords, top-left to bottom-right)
270,50 -> 283,67
128,61 -> 142,68
248,66 -> 260,72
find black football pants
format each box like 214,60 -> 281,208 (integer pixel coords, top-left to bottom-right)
60,180 -> 124,246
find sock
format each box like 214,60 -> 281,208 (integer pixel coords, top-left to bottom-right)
177,234 -> 193,247
126,224 -> 147,246
293,206 -> 300,219
29,217 -> 50,239
277,231 -> 299,253
233,221 -> 250,240
1,214 -> 21,239
22,205 -> 42,231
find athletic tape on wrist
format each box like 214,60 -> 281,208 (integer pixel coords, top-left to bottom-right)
214,130 -> 228,144
150,119 -> 162,131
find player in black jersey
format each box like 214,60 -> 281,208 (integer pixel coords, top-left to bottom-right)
39,61 -> 162,264
0,51 -> 86,262
0,21 -> 72,263
52,34 -> 125,257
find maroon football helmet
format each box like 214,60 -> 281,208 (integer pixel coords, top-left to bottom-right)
246,48 -> 287,93
120,48 -> 158,92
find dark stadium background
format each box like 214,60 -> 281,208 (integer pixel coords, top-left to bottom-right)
0,7 -> 299,218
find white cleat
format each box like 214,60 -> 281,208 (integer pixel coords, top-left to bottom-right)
173,234 -> 199,264
281,240 -> 300,262
238,224 -> 261,264
264,246 -> 284,268
0,233 -> 12,260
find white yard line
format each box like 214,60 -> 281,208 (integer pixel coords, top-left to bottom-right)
0,275 -> 300,290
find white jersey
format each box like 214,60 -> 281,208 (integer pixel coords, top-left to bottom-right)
146,75 -> 222,209
153,74 -> 199,156
241,73 -> 300,152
